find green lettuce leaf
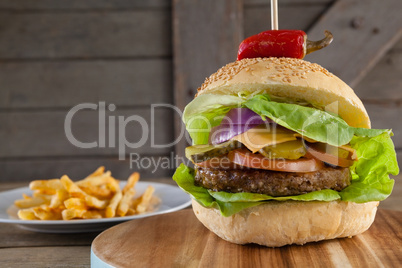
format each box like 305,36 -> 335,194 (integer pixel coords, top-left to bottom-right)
209,189 -> 340,202
243,94 -> 388,146
340,132 -> 398,202
183,94 -> 244,144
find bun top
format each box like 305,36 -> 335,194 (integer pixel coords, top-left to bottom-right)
196,57 -> 370,129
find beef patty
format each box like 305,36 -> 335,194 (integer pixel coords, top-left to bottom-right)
195,165 -> 351,196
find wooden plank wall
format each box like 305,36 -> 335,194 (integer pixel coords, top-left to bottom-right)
0,1 -> 175,181
1,0 -> 401,183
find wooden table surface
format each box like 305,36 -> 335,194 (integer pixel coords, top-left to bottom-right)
1,179 -> 401,268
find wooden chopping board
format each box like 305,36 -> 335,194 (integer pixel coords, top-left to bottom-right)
91,209 -> 401,267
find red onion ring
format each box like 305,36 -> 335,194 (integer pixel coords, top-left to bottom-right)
208,108 -> 272,144
218,108 -> 266,125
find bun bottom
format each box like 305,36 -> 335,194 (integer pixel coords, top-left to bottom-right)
192,199 -> 378,247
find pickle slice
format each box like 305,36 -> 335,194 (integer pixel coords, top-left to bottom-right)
259,139 -> 306,159
186,140 -> 243,163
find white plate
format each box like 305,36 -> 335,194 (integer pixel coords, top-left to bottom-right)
0,181 -> 191,233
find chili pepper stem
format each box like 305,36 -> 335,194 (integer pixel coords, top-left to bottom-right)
306,30 -> 334,55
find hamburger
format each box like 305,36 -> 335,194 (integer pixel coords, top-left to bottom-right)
173,57 -> 399,247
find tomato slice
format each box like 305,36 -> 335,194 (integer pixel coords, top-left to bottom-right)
305,142 -> 355,168
228,149 -> 323,172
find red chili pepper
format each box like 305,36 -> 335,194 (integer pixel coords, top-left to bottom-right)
237,30 -> 333,60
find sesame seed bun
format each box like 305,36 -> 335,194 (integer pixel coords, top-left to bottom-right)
192,199 -> 379,247
196,57 -> 370,129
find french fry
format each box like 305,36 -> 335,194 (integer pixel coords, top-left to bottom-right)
12,166 -> 160,221
62,208 -> 103,220
125,208 -> 137,216
64,197 -> 87,210
76,170 -> 120,199
60,175 -> 108,209
78,184 -> 114,200
85,166 -> 105,178
84,196 -> 108,209
116,188 -> 135,217
60,175 -> 86,199
62,209 -> 86,220
77,171 -> 112,186
105,191 -> 122,218
32,205 -> 62,220
14,196 -> 48,209
49,189 -> 69,209
29,179 -> 64,193
78,169 -> 119,189
135,186 -> 155,214
116,172 -> 140,216
32,188 -> 57,196
130,197 -> 141,209
83,210 -> 103,219
17,209 -> 38,220
32,191 -> 54,205
123,172 -> 140,194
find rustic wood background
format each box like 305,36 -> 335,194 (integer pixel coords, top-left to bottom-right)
0,0 -> 401,210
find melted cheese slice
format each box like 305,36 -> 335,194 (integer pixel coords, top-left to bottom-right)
295,134 -> 357,159
232,125 -> 357,159
294,133 -> 317,143
339,144 -> 358,160
232,125 -> 297,153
